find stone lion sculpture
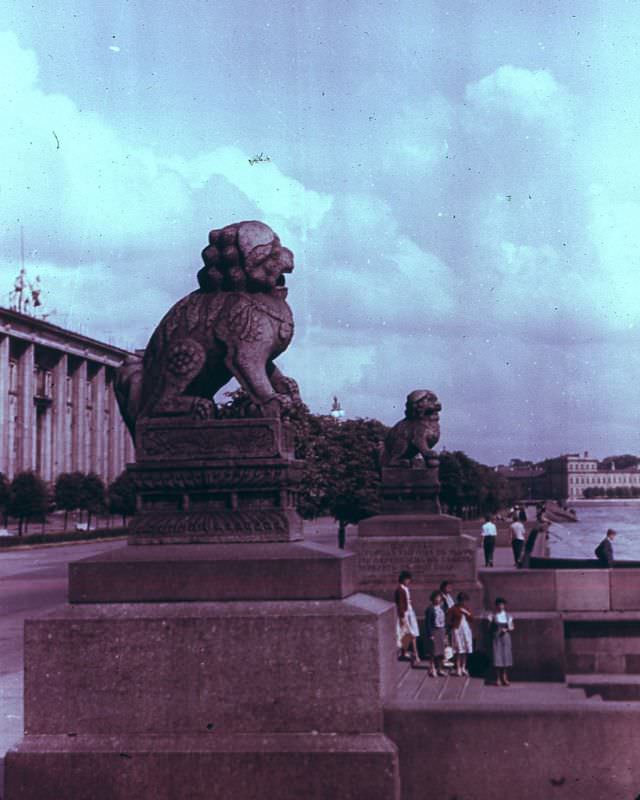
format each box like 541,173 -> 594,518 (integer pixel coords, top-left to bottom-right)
115,221 -> 300,438
380,390 -> 441,468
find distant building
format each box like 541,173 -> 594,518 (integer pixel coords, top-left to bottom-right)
329,396 -> 345,421
496,461 -> 547,500
0,307 -> 135,483
541,451 -> 640,501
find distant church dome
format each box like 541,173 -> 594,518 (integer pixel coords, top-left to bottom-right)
330,396 -> 345,421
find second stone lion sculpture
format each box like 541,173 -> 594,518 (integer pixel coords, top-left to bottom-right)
115,221 -> 300,437
380,390 -> 442,468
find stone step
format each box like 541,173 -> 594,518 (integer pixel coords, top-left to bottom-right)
566,649 -> 640,675
567,674 -> 640,701
5,733 -> 399,800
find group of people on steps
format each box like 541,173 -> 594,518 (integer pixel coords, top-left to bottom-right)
394,572 -> 514,686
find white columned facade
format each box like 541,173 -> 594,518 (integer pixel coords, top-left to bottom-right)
106,376 -> 121,483
0,308 -> 134,481
71,359 -> 88,473
18,342 -> 35,473
91,365 -> 105,476
0,335 -> 9,476
52,353 -> 68,478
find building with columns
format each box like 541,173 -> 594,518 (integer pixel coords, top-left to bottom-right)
0,307 -> 135,483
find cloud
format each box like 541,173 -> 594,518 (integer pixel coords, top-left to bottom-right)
172,147 -> 333,234
465,65 -> 569,127
0,31 -> 333,344
3,24 -> 640,464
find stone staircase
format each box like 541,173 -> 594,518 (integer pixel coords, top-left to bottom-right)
565,614 -> 640,700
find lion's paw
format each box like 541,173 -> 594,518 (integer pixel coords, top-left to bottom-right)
260,393 -> 293,418
191,398 -> 216,420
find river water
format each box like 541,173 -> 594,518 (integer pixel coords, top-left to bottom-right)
548,501 -> 640,560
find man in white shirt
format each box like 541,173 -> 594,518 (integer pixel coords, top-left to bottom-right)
509,518 -> 526,566
481,514 -> 498,567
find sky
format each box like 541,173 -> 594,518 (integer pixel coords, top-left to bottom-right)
2,0 -> 640,465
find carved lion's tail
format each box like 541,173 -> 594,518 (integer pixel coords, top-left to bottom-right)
114,353 -> 144,440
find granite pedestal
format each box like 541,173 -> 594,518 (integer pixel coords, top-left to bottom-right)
5,545 -> 400,799
5,416 -> 400,799
356,467 -> 482,611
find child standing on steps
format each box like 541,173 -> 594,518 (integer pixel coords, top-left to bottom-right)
425,591 -> 447,677
446,592 -> 473,677
488,597 -> 514,686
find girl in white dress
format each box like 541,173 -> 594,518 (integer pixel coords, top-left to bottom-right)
394,571 -> 420,665
446,592 -> 473,676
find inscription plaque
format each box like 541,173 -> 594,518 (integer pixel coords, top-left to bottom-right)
355,535 -> 477,587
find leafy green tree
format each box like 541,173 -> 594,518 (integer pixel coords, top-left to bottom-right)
217,389 -> 388,534
439,451 -> 513,517
601,454 -> 639,470
54,471 -> 85,530
9,471 -> 48,536
108,472 -> 137,524
325,418 -> 388,527
80,473 -> 106,529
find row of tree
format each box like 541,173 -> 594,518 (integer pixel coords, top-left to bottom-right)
0,470 -> 136,536
0,396 -> 516,536
583,486 -> 640,498
220,391 -> 515,528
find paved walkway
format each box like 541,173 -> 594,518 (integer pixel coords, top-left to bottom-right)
0,539 -> 126,788
394,660 -> 598,705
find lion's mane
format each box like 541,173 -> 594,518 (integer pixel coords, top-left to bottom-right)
197,220 -> 294,293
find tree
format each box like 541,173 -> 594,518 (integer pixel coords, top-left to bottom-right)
108,472 -> 137,525
9,471 -> 48,536
80,473 -> 106,529
601,454 -> 640,470
439,451 -> 514,517
54,472 -> 85,530
325,418 -> 388,527
217,388 -> 388,531
0,472 -> 10,527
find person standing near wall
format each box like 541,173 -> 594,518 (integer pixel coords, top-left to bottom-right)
595,529 -> 616,568
489,597 -> 514,686
509,517 -> 526,567
425,591 -> 448,677
518,519 -> 549,569
481,514 -> 497,567
395,570 -> 421,665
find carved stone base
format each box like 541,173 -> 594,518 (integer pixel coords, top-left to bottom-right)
380,466 -> 441,514
128,418 -> 303,544
135,417 -> 295,461
128,508 -> 303,543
